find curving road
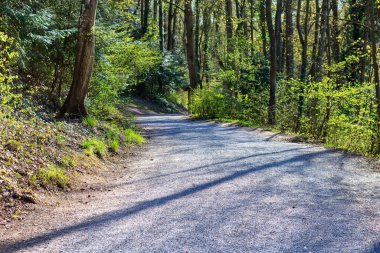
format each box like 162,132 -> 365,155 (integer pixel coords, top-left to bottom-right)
2,115 -> 380,253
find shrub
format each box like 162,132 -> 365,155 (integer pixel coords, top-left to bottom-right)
83,116 -> 98,128
39,165 -> 69,189
124,129 -> 145,145
110,139 -> 120,152
83,138 -> 108,157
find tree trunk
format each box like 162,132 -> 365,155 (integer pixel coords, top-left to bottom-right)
226,0 -> 234,54
141,0 -> 150,35
195,0 -> 202,88
60,0 -> 98,117
259,0 -> 267,59
184,0 -> 198,93
295,0 -> 310,131
167,0 -> 174,50
266,0 -> 277,125
159,0 -> 164,51
368,0 -> 380,130
309,0 -> 320,78
285,0 -> 294,78
275,0 -> 283,72
331,0 -> 340,63
315,0 -> 329,82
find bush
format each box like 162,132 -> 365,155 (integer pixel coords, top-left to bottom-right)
191,88 -> 230,119
110,139 -> 120,152
83,138 -> 108,158
124,129 -> 145,145
83,116 -> 98,128
39,165 -> 69,189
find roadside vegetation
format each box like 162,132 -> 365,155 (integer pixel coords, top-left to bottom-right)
1,0 -> 380,220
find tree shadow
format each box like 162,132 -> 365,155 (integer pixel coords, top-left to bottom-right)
1,149 -> 333,252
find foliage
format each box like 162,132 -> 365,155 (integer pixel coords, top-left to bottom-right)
38,165 -> 69,189
83,138 -> 108,158
124,129 -> 145,145
83,116 -> 98,128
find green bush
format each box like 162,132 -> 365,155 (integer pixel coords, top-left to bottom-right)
191,88 -> 230,119
39,165 -> 69,189
83,116 -> 98,128
83,138 -> 108,157
110,139 -> 120,152
124,129 -> 145,145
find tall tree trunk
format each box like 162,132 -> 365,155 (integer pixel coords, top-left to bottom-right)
295,0 -> 310,131
331,0 -> 340,63
368,0 -> 380,132
195,0 -> 202,88
141,0 -> 150,35
226,0 -> 234,54
60,0 -> 98,117
159,0 -> 164,51
250,0 -> 256,55
266,0 -> 277,125
153,0 -> 157,21
184,0 -> 198,110
171,0 -> 179,49
285,0 -> 294,78
275,0 -> 283,72
259,0 -> 267,59
309,0 -> 320,78
167,0 -> 174,50
315,0 -> 329,82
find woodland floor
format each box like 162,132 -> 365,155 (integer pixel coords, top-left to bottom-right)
1,114 -> 380,253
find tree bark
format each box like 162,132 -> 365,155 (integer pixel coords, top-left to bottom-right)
226,0 -> 234,54
275,0 -> 283,72
60,0 -> 98,117
368,0 -> 380,128
159,0 -> 164,51
295,0 -> 310,131
266,0 -> 277,125
141,0 -> 150,35
285,0 -> 294,78
331,0 -> 340,63
184,0 -> 198,91
315,0 -> 329,82
309,0 -> 320,78
259,0 -> 267,59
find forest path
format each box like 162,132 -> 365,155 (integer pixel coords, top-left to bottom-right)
1,114 -> 380,253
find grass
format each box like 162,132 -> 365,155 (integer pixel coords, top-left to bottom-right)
110,139 -> 120,152
124,129 -> 145,145
39,165 -> 69,189
83,116 -> 98,128
83,138 -> 108,158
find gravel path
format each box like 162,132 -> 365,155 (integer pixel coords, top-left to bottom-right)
2,114 -> 380,253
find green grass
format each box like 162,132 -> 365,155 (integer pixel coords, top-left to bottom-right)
110,138 -> 120,152
124,129 -> 145,145
83,138 -> 108,158
83,116 -> 98,128
39,165 -> 69,189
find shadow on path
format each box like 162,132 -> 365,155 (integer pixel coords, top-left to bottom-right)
1,149 -> 333,252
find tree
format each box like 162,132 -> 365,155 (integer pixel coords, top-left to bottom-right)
184,0 -> 197,110
60,0 -> 98,117
284,0 -> 294,78
266,0 -> 277,125
368,0 -> 380,130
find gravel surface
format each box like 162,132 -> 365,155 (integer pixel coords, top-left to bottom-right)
2,114 -> 380,253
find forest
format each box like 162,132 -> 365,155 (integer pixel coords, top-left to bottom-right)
1,0 -> 380,250
1,0 -> 380,192
1,0 -> 380,157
